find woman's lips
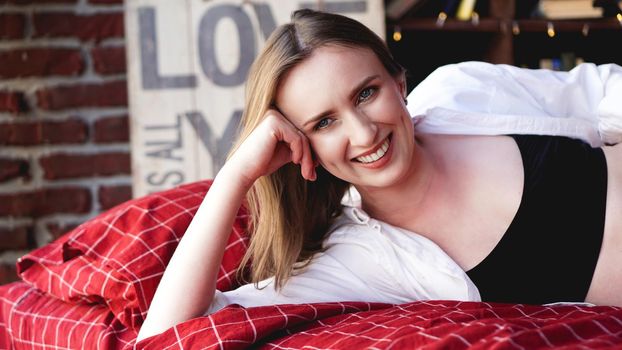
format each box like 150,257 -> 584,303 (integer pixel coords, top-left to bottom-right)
352,134 -> 393,169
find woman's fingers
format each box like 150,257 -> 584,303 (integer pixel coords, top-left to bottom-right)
283,128 -> 316,181
266,111 -> 317,181
299,135 -> 316,181
245,109 -> 317,181
275,125 -> 303,165
280,121 -> 315,181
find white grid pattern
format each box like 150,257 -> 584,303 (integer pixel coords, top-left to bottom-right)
14,180 -> 249,330
135,300 -> 622,349
2,180 -> 622,349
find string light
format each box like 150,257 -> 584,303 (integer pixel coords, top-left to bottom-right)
547,22 -> 555,38
470,11 -> 479,26
617,13 -> 622,26
393,26 -> 402,42
436,12 -> 447,27
511,21 -> 520,35
582,23 -> 590,36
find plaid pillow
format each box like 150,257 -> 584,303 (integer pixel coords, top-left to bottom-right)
16,180 -> 250,330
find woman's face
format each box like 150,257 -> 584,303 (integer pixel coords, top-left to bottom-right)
275,45 -> 417,190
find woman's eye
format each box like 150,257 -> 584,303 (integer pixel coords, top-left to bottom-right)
357,87 -> 376,103
314,118 -> 333,130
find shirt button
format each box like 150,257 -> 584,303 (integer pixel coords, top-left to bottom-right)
351,208 -> 369,224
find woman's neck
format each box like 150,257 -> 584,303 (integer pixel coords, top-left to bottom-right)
356,134 -> 444,229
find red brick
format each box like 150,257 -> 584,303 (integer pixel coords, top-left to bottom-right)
0,48 -> 84,79
0,158 -> 30,183
98,184 -> 131,210
40,152 -> 130,179
89,0 -> 123,4
93,115 -> 128,143
1,0 -> 77,4
0,119 -> 87,146
0,187 -> 91,217
46,222 -> 80,240
91,46 -> 126,75
0,264 -> 19,285
0,226 -> 31,251
0,14 -> 26,40
36,80 -> 127,110
0,91 -> 28,114
33,12 -> 123,42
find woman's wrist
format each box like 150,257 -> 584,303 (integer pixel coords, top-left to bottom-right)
214,160 -> 256,194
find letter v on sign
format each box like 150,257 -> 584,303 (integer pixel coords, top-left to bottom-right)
183,110 -> 243,172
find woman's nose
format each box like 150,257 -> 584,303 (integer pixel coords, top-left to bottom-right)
346,110 -> 378,147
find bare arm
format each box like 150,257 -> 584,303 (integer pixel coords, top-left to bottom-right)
136,111 -> 316,342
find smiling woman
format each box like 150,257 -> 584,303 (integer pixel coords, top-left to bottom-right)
136,8 -> 622,342
276,45 -> 417,189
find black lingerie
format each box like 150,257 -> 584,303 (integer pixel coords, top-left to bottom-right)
466,134 -> 608,304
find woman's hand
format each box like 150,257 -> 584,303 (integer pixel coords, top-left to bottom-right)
227,109 -> 317,188
136,110 -> 317,342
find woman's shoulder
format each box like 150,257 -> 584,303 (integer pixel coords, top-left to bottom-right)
326,207 -> 453,262
417,133 -> 521,176
417,133 -> 513,149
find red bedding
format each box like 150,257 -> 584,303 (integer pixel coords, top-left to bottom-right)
2,281 -> 622,349
2,180 -> 622,349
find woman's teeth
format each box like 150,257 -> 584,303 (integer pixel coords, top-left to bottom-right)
356,138 -> 390,163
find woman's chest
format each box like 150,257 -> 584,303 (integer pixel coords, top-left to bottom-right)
411,135 -> 526,271
603,144 -> 622,240
583,143 -> 622,304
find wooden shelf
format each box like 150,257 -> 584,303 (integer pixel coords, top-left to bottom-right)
394,18 -> 501,32
516,18 -> 622,32
387,0 -> 622,87
391,17 -> 622,33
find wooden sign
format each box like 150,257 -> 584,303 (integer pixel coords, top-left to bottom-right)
125,0 -> 385,196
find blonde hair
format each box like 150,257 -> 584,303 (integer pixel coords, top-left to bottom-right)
231,9 -> 405,289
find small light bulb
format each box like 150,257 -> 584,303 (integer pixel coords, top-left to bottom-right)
436,12 -> 447,27
512,21 -> 520,35
470,11 -> 479,26
547,22 -> 555,38
393,28 -> 402,42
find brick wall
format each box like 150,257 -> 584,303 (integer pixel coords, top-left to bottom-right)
0,0 -> 132,284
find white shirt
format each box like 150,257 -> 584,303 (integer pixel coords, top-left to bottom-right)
206,206 -> 481,315
408,61 -> 622,146
207,62 -> 622,314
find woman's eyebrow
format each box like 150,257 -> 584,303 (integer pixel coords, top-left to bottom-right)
302,74 -> 380,128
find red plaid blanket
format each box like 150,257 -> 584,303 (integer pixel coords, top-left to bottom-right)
3,180 -> 622,349
2,281 -> 622,349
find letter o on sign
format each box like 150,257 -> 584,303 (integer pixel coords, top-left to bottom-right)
198,5 -> 256,87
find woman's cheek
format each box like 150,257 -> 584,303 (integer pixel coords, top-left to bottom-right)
313,133 -> 345,163
369,94 -> 396,121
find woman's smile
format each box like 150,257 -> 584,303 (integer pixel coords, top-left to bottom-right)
352,134 -> 393,169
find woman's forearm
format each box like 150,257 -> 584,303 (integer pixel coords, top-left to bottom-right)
136,108 -> 316,342
136,165 -> 250,342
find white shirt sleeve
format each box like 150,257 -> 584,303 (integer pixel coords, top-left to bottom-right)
407,61 -> 622,146
205,207 -> 480,315
205,232 -> 412,315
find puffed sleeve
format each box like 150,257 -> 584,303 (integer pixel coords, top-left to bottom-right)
204,226 -> 415,315
205,211 -> 480,315
407,61 -> 622,146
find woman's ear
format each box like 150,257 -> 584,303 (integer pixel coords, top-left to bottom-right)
395,73 -> 407,99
